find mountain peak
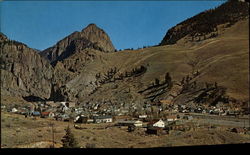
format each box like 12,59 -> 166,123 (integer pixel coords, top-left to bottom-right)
86,23 -> 98,28
80,23 -> 115,52
82,23 -> 104,32
40,23 -> 115,63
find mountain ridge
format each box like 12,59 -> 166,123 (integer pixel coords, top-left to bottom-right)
159,0 -> 249,45
1,0 -> 249,111
40,23 -> 115,64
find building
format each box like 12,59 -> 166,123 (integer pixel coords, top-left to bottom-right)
116,120 -> 143,127
231,128 -> 245,134
93,115 -> 113,123
146,127 -> 164,135
11,108 -> 18,113
65,102 -> 76,108
139,115 -> 147,119
41,112 -> 50,118
41,112 -> 55,118
138,115 -> 148,122
87,118 -> 94,123
74,115 -> 88,123
166,115 -> 178,122
147,119 -> 165,128
32,111 -> 41,116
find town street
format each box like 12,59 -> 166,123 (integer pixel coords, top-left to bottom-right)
182,113 -> 250,128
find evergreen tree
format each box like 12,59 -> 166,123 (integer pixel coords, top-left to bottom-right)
61,126 -> 78,148
164,72 -> 172,85
214,82 -> 218,89
155,78 -> 160,86
181,77 -> 185,85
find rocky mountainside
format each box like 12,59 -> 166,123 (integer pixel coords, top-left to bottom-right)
40,24 -> 115,64
1,0 -> 248,113
0,33 -> 54,99
47,0 -> 249,112
159,0 -> 249,45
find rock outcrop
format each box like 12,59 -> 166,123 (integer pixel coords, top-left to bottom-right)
40,23 -> 115,64
0,33 -> 54,99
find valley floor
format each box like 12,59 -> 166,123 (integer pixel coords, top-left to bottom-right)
1,112 -> 250,148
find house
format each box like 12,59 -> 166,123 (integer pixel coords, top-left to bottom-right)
49,112 -> 55,118
166,115 -> 178,122
11,108 -> 18,113
65,102 -> 76,108
139,115 -> 147,119
146,127 -> 164,135
147,119 -> 165,128
32,111 -> 41,116
138,115 -> 147,122
41,112 -> 54,118
93,115 -> 113,123
74,115 -> 88,123
41,112 -> 50,118
116,120 -> 143,127
87,118 -> 94,123
231,128 -> 245,134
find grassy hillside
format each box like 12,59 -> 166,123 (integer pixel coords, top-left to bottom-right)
51,18 -> 248,109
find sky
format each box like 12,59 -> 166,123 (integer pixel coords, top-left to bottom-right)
1,0 -> 226,51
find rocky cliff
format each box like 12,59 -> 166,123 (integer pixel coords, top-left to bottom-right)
40,23 -> 115,64
0,33 -> 54,99
1,0 -> 248,110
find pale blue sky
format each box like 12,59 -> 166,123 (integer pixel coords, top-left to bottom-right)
1,1 -> 225,50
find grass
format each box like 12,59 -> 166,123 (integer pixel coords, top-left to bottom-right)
1,112 -> 250,148
57,18 -> 249,105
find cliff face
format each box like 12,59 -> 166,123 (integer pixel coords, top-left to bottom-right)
0,33 -> 54,99
1,0 -> 248,108
40,23 -> 115,64
80,24 -> 115,52
160,0 -> 249,45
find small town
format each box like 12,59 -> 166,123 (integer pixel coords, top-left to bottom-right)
2,99 -> 250,137
1,0 -> 249,149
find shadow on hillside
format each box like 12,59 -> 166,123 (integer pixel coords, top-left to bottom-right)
23,96 -> 45,102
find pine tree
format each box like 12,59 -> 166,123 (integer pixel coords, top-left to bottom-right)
155,78 -> 160,86
164,72 -> 172,85
61,126 -> 78,148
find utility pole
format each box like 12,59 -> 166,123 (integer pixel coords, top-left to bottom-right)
248,101 -> 250,130
49,122 -> 55,148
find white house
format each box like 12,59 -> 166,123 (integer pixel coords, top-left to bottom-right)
49,112 -> 55,118
11,108 -> 18,113
139,115 -> 147,119
148,119 -> 165,128
93,115 -> 113,123
133,120 -> 143,127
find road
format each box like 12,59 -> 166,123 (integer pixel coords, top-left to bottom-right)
179,113 -> 250,128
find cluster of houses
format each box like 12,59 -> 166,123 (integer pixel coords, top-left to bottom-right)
2,99 -> 247,136
161,101 -> 242,117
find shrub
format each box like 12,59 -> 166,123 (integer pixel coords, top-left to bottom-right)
61,126 -> 78,148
